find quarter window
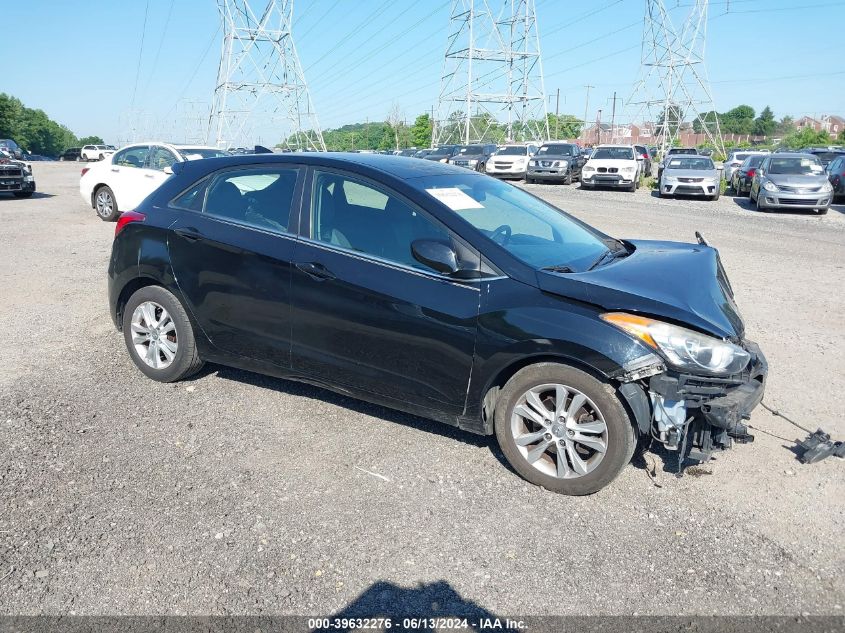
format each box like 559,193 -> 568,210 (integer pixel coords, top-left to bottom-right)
150,147 -> 179,171
311,171 -> 452,272
203,167 -> 300,234
114,146 -> 150,169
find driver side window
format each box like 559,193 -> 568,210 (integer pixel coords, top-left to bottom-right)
311,170 -> 452,272
114,145 -> 150,169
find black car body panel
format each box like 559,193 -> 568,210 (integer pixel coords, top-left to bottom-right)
109,153 -> 766,469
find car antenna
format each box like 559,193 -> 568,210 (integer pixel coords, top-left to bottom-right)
695,231 -> 709,246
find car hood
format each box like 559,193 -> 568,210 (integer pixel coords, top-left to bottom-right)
766,173 -> 828,187
664,168 -> 718,179
536,240 -> 744,340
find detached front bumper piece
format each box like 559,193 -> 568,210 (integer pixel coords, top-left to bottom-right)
648,340 -> 767,463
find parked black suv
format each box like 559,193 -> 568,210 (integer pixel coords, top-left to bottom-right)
108,153 -> 767,495
448,144 -> 498,171
59,147 -> 82,162
526,143 -> 585,184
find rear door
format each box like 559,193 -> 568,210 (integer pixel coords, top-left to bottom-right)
167,164 -> 304,366
289,168 -> 481,413
109,145 -> 153,210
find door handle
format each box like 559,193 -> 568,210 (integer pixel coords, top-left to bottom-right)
110,168 -> 120,173
144,173 -> 155,178
295,262 -> 336,281
174,227 -> 203,243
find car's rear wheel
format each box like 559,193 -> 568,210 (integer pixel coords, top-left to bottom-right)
94,186 -> 120,221
122,286 -> 204,382
494,363 -> 637,495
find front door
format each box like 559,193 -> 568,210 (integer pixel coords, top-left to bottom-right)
290,169 -> 480,414
167,164 -> 304,367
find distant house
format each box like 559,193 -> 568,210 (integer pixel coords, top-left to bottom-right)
795,114 -> 845,137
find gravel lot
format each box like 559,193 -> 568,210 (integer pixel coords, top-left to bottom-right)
1,162 -> 843,617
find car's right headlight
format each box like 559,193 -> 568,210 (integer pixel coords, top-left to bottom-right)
583,165 -> 595,172
763,181 -> 778,192
528,160 -> 537,166
601,312 -> 750,376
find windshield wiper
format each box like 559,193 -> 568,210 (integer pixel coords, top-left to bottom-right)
588,247 -> 628,271
542,264 -> 576,273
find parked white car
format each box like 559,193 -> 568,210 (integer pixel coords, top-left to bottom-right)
724,149 -> 769,185
485,144 -> 538,179
80,143 -> 229,221
581,145 -> 640,192
81,145 -> 117,161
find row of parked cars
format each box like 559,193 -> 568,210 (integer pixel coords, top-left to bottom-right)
724,147 -> 843,214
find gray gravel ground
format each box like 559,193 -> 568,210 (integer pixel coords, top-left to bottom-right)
1,163 -> 843,616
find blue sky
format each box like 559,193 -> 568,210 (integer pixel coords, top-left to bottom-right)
2,0 -> 844,145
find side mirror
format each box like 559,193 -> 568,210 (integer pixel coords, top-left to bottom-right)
412,239 -> 459,275
164,166 -> 174,175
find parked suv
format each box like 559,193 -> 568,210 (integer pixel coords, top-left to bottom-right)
826,156 -> 845,201
59,147 -> 82,162
750,153 -> 832,214
633,144 -> 652,177
526,143 -> 585,184
0,149 -> 36,198
424,145 -> 460,163
448,144 -> 497,172
107,153 -> 767,495
801,148 -> 845,168
81,145 -> 116,161
485,144 -> 538,179
581,145 -> 640,191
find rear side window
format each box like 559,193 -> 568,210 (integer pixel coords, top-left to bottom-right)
203,167 -> 300,234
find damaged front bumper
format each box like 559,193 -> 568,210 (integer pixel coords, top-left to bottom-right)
628,341 -> 767,463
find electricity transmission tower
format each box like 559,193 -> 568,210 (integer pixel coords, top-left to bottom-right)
433,0 -> 549,146
627,0 -> 724,156
209,0 -> 326,151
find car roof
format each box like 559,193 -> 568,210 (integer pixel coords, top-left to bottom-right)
594,144 -> 634,149
766,153 -> 821,159
171,152 -> 472,181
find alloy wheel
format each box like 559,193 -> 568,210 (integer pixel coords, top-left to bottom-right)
95,190 -> 114,218
130,301 -> 178,369
510,383 -> 608,479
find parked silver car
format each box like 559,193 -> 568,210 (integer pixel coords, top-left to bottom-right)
750,153 -> 832,215
658,155 -> 720,200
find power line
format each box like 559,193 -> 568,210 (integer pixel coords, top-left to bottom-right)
130,0 -> 151,110
140,0 -> 176,102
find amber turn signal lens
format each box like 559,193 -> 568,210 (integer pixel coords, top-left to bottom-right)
600,312 -> 658,348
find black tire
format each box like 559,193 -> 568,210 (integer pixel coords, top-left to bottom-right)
494,362 -> 637,496
525,177 -> 533,184
817,207 -> 829,215
755,192 -> 767,212
59,156 -> 65,162
98,154 -> 104,160
581,182 -> 593,190
122,286 -> 204,383
564,171 -> 573,185
94,185 -> 120,221
13,191 -> 34,198
712,189 -> 720,201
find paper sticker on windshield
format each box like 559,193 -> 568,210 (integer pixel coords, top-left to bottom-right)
426,187 -> 484,210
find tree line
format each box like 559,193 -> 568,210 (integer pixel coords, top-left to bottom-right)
0,93 -> 103,156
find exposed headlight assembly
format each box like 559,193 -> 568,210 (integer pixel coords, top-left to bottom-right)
601,312 -> 751,376
763,181 -> 778,192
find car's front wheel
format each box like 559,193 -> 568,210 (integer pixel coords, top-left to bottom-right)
494,363 -> 637,495
122,286 -> 204,382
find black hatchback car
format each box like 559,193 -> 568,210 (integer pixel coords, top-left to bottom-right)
108,154 -> 767,495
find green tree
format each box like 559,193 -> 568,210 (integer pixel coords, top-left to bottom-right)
783,126 -> 832,149
753,106 -> 776,137
545,113 -> 582,140
409,113 -> 432,148
776,115 -> 795,136
720,105 -> 755,134
693,110 -> 720,134
78,135 -> 105,145
655,104 -> 684,138
838,129 -> 845,143
0,93 -> 24,139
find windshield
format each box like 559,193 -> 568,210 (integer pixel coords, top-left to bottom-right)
743,155 -> 765,168
592,147 -> 634,160
732,153 -> 750,162
416,174 -> 609,271
667,157 -> 714,170
538,144 -> 577,156
810,152 -> 842,163
496,146 -> 528,156
178,148 -> 230,159
668,149 -> 697,156
768,157 -> 824,175
457,145 -> 486,155
430,146 -> 455,157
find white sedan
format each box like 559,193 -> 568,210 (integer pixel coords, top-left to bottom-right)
80,143 -> 229,221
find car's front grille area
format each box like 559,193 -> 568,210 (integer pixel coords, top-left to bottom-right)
779,185 -> 821,193
674,185 -> 706,195
778,197 -> 823,205
0,167 -> 23,178
597,167 -> 619,173
678,177 -> 704,183
492,161 -> 513,168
